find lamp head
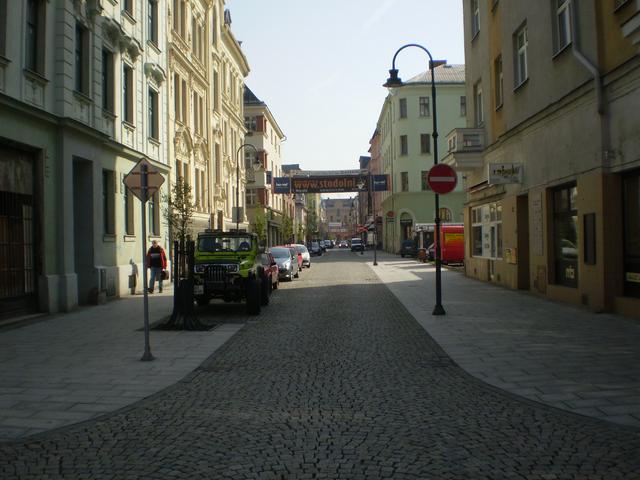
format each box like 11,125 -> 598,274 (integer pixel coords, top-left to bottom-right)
430,59 -> 447,70
383,69 -> 403,88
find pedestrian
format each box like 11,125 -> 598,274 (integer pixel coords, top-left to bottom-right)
146,240 -> 167,293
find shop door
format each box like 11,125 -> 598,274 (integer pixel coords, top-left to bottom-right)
0,147 -> 37,317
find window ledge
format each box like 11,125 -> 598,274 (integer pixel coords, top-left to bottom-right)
123,120 -> 136,130
471,30 -> 480,42
23,68 -> 48,86
122,10 -> 136,24
124,235 -> 136,242
102,108 -> 117,120
552,42 -> 572,60
614,0 -> 632,13
148,136 -> 161,146
73,90 -> 93,104
0,55 -> 11,67
103,234 -> 116,242
148,235 -> 162,241
495,103 -> 503,112
147,40 -> 161,54
513,77 -> 529,93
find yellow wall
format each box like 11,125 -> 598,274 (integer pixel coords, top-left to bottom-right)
597,0 -> 638,73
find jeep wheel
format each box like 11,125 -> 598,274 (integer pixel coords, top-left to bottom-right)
196,296 -> 210,307
246,278 -> 261,315
261,277 -> 270,306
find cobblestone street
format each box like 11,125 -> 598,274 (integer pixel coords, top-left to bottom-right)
1,251 -> 640,479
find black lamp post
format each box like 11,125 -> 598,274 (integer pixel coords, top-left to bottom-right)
235,143 -> 259,233
384,43 -> 446,316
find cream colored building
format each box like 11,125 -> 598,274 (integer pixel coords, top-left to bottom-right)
445,0 -> 640,317
167,1 -> 249,234
0,0 -> 169,314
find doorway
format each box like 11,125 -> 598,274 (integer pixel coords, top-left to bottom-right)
517,194 -> 530,290
73,159 -> 95,304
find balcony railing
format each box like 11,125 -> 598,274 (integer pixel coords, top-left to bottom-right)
446,128 -> 485,154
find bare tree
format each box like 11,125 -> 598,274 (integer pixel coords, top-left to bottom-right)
163,178 -> 196,245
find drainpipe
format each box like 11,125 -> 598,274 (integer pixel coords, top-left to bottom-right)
571,0 -> 611,163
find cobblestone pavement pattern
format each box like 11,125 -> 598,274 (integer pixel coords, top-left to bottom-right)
1,251 -> 640,479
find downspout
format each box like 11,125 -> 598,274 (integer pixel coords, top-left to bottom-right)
571,0 -> 611,163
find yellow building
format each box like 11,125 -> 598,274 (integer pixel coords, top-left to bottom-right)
445,0 -> 640,317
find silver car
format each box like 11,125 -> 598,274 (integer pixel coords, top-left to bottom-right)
292,244 -> 311,268
270,246 -> 300,281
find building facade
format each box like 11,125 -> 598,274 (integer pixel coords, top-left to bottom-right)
377,65 -> 468,253
447,0 -> 640,316
0,0 -> 170,315
243,86 -> 289,246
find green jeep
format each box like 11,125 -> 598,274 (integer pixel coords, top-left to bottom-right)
193,230 -> 267,315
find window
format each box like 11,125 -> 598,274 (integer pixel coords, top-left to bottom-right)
213,70 -> 220,111
174,74 -> 181,121
245,116 -> 256,132
471,203 -> 503,258
0,0 -> 7,56
439,208 -> 453,223
75,23 -> 90,94
102,170 -> 115,235
555,0 -> 572,52
515,24 -> 528,87
181,79 -> 187,122
401,172 -> 408,192
400,135 -> 408,156
553,184 -> 578,287
399,98 -> 407,119
124,0 -> 134,17
460,96 -> 467,116
471,0 -> 480,37
420,134 -> 431,154
421,171 -> 431,191
474,82 -> 484,126
148,0 -> 158,45
419,97 -> 430,117
148,193 -> 159,235
246,189 -> 257,206
102,50 -> 114,112
623,171 -> 640,298
494,55 -> 503,109
123,65 -> 134,123
124,182 -> 134,235
26,0 -> 45,74
148,88 -> 159,140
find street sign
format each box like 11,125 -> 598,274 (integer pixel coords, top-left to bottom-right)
427,164 -> 458,194
123,158 -> 165,203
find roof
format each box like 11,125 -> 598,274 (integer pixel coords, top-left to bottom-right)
244,86 -> 264,106
359,156 -> 371,168
282,164 -> 301,173
405,64 -> 465,84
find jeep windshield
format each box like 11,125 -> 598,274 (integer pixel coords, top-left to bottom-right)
198,235 -> 253,253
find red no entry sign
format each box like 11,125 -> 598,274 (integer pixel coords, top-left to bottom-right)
427,164 -> 458,194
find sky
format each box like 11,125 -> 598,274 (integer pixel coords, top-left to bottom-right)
226,1 -> 465,197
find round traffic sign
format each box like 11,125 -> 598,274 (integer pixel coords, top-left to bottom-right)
427,164 -> 458,194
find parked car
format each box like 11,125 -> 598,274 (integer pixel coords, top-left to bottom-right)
309,241 -> 323,256
259,252 -> 279,297
400,239 -> 417,258
320,240 -> 328,252
351,237 -> 364,252
339,240 -> 349,248
270,246 -> 300,281
328,240 -> 335,249
291,244 -> 311,268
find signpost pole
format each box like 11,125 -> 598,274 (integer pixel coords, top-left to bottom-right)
140,164 -> 154,361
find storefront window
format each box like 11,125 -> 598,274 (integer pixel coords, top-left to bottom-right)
471,203 -> 502,259
623,172 -> 640,298
553,184 -> 578,287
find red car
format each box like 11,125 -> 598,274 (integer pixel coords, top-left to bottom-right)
260,252 -> 279,302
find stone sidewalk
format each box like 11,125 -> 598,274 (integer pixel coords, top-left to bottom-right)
368,250 -> 640,428
0,289 -> 242,441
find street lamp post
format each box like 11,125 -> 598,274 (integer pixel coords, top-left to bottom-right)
384,44 -> 446,316
369,172 -> 378,266
235,143 -> 259,232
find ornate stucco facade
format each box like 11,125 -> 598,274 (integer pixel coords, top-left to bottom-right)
0,0 -> 169,314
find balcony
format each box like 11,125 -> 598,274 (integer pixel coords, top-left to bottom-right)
246,170 -> 268,188
441,128 -> 485,172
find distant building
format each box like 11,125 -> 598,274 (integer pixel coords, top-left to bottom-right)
376,65 -> 468,253
446,0 -> 640,316
244,86 -> 289,246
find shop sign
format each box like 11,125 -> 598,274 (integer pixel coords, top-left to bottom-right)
626,272 -> 640,284
372,175 -> 389,191
488,163 -> 523,185
273,177 -> 291,194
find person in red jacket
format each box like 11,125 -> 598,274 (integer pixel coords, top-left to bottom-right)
146,240 -> 167,293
